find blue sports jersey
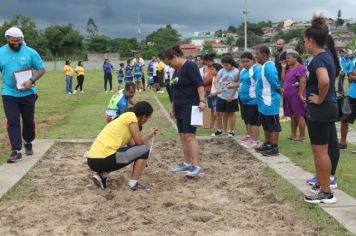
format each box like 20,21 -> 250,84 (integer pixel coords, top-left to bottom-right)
125,65 -> 133,78
239,64 -> 261,105
133,62 -> 143,76
256,61 -> 280,115
0,44 -> 45,97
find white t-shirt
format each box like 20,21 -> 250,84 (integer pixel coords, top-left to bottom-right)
152,62 -> 158,76
199,66 -> 205,80
164,65 -> 175,80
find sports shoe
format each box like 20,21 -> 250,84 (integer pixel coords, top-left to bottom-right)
339,143 -> 347,149
73,90 -> 77,94
92,173 -> 107,189
228,131 -> 235,137
131,182 -> 150,191
306,177 -> 338,188
306,176 -> 317,185
171,163 -> 193,173
240,135 -> 251,143
186,166 -> 202,178
262,147 -> 279,156
310,184 -> 321,194
24,142 -> 33,155
7,150 -> 22,163
255,143 -> 271,153
211,130 -> 224,137
304,191 -> 337,204
242,140 -> 260,149
80,91 -> 84,94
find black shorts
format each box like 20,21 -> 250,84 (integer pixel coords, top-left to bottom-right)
260,113 -> 281,133
176,118 -> 197,134
153,76 -> 158,83
307,120 -> 336,145
240,104 -> 261,126
346,97 -> 356,123
216,97 -> 239,113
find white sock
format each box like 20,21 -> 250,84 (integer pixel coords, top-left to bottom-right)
128,179 -> 138,187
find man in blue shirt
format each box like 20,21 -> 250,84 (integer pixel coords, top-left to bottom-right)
255,46 -> 281,156
0,27 -> 46,163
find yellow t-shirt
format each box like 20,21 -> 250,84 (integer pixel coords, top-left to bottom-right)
75,66 -> 85,76
87,112 -> 138,158
64,65 -> 74,76
157,61 -> 165,72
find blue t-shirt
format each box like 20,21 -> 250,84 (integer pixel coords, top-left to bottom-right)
217,68 -> 239,100
339,56 -> 349,74
239,64 -> 261,105
307,51 -> 337,103
133,62 -> 143,76
256,61 -> 280,115
348,58 -> 356,98
125,65 -> 133,78
0,44 -> 45,97
117,67 -> 124,78
171,60 -> 204,118
103,63 -> 113,75
116,94 -> 129,116
148,61 -> 154,75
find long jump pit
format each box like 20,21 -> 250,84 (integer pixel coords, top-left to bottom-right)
0,138 -> 316,235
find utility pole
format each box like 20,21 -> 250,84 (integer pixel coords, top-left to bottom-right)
243,0 -> 249,51
137,12 -> 142,44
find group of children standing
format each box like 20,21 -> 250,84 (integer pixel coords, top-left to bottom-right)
201,47 -> 281,157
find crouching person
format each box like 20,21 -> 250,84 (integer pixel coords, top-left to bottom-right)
87,101 -> 158,191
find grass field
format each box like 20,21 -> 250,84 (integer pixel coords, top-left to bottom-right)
0,70 -> 354,235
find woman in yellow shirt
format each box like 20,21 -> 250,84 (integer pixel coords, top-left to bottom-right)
63,60 -> 74,94
74,61 -> 85,94
87,101 -> 158,191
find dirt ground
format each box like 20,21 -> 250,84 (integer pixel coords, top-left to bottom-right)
0,139 -> 317,236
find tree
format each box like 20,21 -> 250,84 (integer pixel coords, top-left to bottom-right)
225,35 -> 235,53
145,25 -> 180,55
44,24 -> 83,56
0,14 -> 43,53
295,37 -> 305,55
348,23 -> 356,34
86,35 -> 110,52
87,18 -> 98,38
337,9 -> 344,27
139,45 -> 158,59
227,25 -> 238,33
347,37 -> 356,54
202,43 -> 214,54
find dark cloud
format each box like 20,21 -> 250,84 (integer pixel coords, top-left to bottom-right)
0,0 -> 355,38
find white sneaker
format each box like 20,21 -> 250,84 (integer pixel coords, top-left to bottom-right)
105,91 -> 108,93
242,140 -> 260,149
73,90 -> 77,94
110,90 -> 113,93
67,92 -> 72,95
80,91 -> 84,94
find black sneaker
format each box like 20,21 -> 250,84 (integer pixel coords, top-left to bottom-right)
211,130 -> 224,137
24,142 -> 33,155
131,182 -> 150,191
7,150 -> 22,163
304,191 -> 337,204
255,143 -> 271,153
262,147 -> 279,156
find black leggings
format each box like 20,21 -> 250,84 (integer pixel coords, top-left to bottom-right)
104,73 -> 113,91
75,75 -> 84,91
307,120 -> 339,175
87,144 -> 149,173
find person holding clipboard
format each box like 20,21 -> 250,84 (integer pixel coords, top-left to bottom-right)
0,27 -> 46,163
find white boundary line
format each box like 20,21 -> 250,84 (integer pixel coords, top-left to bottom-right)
151,91 -> 178,132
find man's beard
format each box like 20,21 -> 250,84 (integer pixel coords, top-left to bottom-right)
8,43 -> 22,51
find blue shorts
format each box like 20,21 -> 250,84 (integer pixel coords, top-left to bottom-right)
206,92 -> 214,109
134,74 -> 142,82
260,113 -> 281,133
216,97 -> 239,113
125,76 -> 133,83
117,76 -> 124,85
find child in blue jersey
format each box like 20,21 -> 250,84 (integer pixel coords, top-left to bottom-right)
211,54 -> 239,137
117,63 -> 125,90
254,46 -> 281,156
338,49 -> 349,92
208,63 -> 223,130
125,59 -> 133,83
133,58 -> 143,92
238,52 -> 261,149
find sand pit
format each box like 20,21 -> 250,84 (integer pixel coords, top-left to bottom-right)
0,139 -> 317,235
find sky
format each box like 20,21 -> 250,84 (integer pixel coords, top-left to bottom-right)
0,0 -> 355,39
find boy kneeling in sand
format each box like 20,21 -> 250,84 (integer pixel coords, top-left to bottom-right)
87,101 -> 158,190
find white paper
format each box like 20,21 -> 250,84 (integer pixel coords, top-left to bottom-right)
14,69 -> 32,90
191,106 -> 203,126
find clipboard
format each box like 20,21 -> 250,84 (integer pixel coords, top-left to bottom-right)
13,68 -> 33,90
